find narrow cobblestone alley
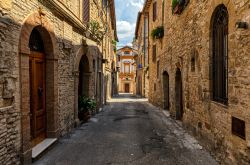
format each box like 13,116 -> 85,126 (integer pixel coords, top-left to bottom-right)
34,94 -> 217,165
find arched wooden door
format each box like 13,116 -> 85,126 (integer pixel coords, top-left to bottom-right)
175,68 -> 183,120
163,71 -> 169,110
29,28 -> 46,146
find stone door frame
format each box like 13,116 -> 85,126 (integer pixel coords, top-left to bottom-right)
73,46 -> 90,125
19,11 -> 59,164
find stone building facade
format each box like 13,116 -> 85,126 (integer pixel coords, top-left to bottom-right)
140,0 -> 250,164
0,0 -> 117,164
117,46 -> 136,94
134,11 -> 149,97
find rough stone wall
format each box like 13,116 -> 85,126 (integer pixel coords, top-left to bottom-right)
89,0 -> 116,101
0,0 -> 105,163
58,0 -> 81,18
0,1 -> 22,164
135,12 -> 149,98
147,0 -> 250,164
148,0 -> 164,107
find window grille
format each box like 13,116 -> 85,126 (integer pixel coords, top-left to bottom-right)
212,5 -> 228,104
232,117 -> 245,140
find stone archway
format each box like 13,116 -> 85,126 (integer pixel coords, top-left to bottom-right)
163,71 -> 170,110
73,46 -> 90,124
78,55 -> 90,97
19,11 -> 58,163
175,68 -> 183,120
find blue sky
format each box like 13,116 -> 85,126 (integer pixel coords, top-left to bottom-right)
115,0 -> 144,48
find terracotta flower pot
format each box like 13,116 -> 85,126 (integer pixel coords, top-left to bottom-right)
173,5 -> 180,14
78,111 -> 90,121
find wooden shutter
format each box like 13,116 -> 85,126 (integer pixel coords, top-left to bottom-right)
152,45 -> 156,62
153,2 -> 157,22
83,0 -> 90,23
157,60 -> 160,78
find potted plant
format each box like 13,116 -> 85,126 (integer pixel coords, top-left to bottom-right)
172,0 -> 189,14
78,95 -> 97,121
151,26 -> 164,39
172,0 -> 179,13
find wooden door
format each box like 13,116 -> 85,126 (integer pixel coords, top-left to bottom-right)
175,69 -> 183,120
30,51 -> 46,146
125,84 -> 130,93
163,72 -> 169,110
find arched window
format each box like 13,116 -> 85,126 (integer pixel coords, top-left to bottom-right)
211,5 -> 228,104
29,28 -> 44,52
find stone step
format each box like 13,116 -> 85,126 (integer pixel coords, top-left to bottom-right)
32,138 -> 57,159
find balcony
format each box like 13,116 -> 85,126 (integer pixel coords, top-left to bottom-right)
119,72 -> 135,79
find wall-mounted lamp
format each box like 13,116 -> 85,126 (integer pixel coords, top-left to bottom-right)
235,21 -> 248,29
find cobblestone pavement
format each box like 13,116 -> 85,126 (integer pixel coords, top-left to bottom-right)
34,94 -> 218,165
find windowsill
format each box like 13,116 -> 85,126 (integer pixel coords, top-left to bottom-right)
210,100 -> 228,109
232,134 -> 246,141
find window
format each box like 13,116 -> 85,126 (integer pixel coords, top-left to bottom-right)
124,51 -> 130,55
29,28 -> 44,52
102,0 -> 108,9
125,65 -> 130,73
211,5 -> 228,104
152,45 -> 156,62
83,0 -> 90,22
191,56 -> 195,72
232,117 -> 245,140
157,61 -> 160,78
153,2 -> 157,22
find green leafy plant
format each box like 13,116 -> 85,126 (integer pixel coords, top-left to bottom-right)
172,0 -> 179,12
151,26 -> 164,39
172,0 -> 189,14
78,95 -> 97,113
112,40 -> 117,52
88,21 -> 107,41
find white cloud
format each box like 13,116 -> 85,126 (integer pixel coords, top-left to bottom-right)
126,43 -> 133,47
117,21 -> 136,39
129,0 -> 144,9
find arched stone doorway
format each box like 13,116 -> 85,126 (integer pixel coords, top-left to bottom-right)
163,71 -> 169,110
175,68 -> 183,120
78,55 -> 90,97
19,12 -> 58,163
29,28 -> 47,146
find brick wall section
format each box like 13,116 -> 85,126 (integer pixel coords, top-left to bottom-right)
147,0 -> 164,107
134,12 -> 149,98
146,0 -> 250,164
0,0 -> 116,163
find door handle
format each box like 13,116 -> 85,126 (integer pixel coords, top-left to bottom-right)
38,87 -> 43,97
29,113 -> 32,117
